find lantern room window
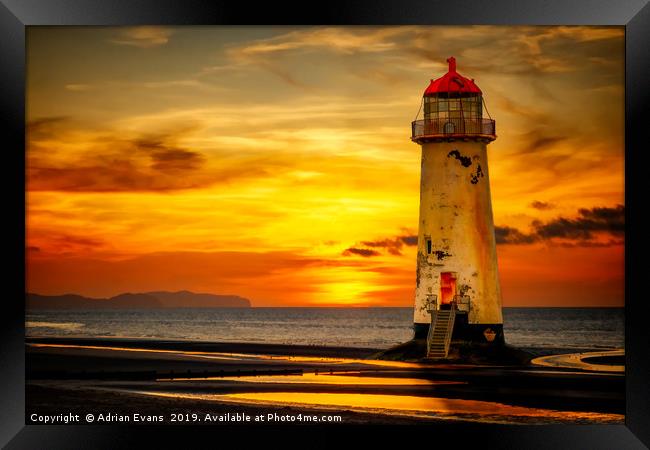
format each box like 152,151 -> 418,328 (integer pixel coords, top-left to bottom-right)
423,94 -> 483,121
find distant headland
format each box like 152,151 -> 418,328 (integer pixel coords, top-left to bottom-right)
26,290 -> 252,309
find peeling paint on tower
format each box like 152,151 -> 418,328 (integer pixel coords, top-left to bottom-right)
447,149 -> 472,167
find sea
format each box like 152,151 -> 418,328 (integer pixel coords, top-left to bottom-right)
25,307 -> 624,352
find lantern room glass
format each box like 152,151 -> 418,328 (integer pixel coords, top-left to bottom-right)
423,94 -> 483,121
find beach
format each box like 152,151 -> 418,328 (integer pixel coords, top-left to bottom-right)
26,337 -> 625,425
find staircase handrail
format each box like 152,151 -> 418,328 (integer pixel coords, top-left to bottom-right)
442,309 -> 456,357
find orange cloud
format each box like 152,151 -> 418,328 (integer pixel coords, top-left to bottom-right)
109,26 -> 173,48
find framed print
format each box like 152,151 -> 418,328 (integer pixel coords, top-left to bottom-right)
1,0 -> 649,448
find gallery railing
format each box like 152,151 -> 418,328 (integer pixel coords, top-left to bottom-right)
411,118 -> 496,140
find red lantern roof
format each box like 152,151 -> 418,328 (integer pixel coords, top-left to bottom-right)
423,57 -> 482,96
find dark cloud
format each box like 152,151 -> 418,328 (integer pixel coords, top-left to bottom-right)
27,116 -> 70,140
533,205 -> 624,239
497,205 -> 624,246
258,61 -> 313,91
532,217 -> 590,240
530,200 -> 554,210
494,226 -> 538,244
34,234 -> 108,255
361,239 -> 402,256
520,130 -> 569,154
339,232 -> 418,258
399,235 -> 418,246
27,119 -> 214,192
56,235 -> 105,248
28,162 -> 209,192
149,148 -> 205,172
359,234 -> 418,256
579,205 -> 625,223
342,247 -> 381,257
132,138 -> 206,172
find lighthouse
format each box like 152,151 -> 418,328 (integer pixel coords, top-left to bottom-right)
411,57 -> 503,357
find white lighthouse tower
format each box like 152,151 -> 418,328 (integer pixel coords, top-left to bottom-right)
411,57 -> 503,358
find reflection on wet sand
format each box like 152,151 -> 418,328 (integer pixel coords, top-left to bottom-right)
28,343 -> 241,360
264,355 -> 428,368
531,349 -> 624,373
27,343 -> 428,368
130,390 -> 624,424
156,372 -> 465,386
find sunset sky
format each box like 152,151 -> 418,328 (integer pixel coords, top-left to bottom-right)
26,26 -> 625,307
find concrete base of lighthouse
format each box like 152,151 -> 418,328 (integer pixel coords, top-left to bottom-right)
372,334 -> 528,365
414,315 -> 505,346
372,314 -> 519,363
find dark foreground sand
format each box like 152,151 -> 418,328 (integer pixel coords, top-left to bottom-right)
27,384 -> 439,425
25,337 -> 625,425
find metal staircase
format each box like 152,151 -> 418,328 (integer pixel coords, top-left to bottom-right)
426,308 -> 456,359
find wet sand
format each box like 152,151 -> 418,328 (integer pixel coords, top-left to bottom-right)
531,350 -> 625,373
26,337 -> 625,425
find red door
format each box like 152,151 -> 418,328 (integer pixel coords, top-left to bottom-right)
440,272 -> 457,306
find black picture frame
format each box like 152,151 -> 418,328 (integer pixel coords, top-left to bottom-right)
1,0 -> 648,448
